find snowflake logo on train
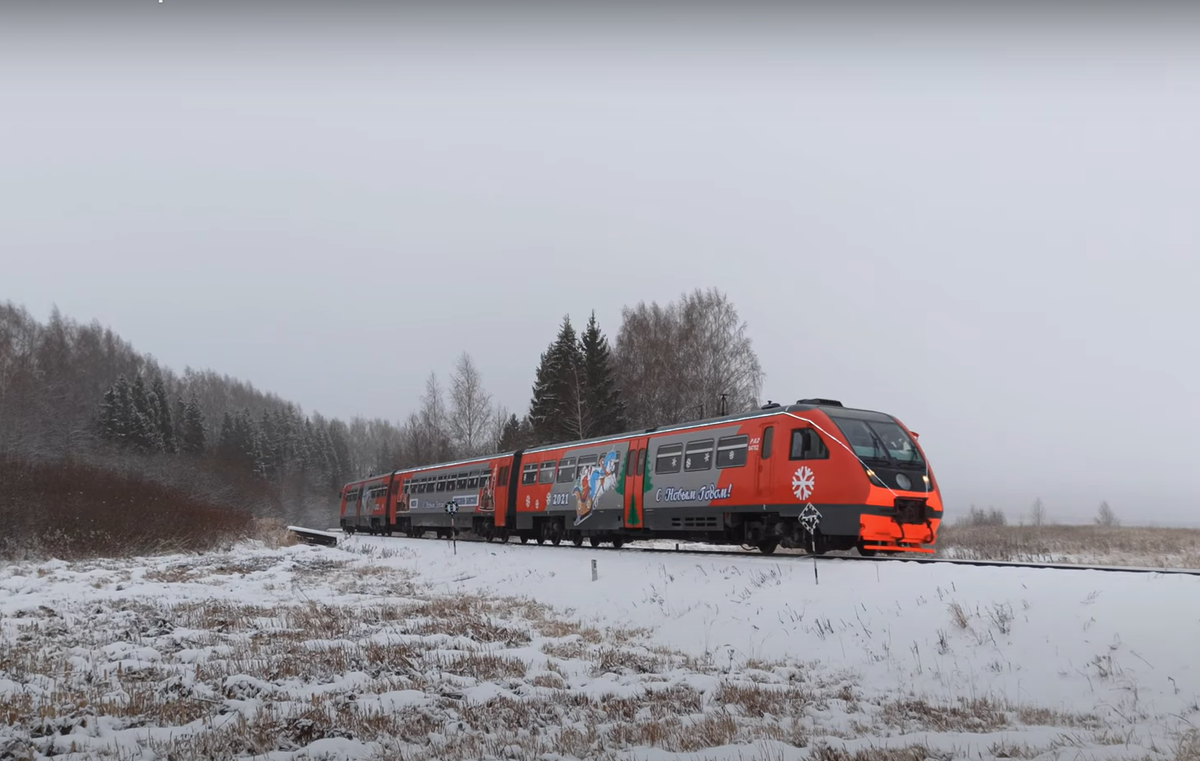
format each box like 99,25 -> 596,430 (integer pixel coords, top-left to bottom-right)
791,466 -> 815,500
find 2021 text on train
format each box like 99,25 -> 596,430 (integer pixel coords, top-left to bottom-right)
338,398 -> 942,555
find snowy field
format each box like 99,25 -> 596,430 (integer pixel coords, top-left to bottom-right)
1,534 -> 1198,761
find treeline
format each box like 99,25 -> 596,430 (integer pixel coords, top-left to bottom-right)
356,288 -> 766,475
0,287 -> 764,554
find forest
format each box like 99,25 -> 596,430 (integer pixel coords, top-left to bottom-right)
0,289 -> 764,558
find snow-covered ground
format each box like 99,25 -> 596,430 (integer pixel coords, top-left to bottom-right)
1,534 -> 1197,761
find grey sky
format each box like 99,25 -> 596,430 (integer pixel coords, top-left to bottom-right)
3,4 -> 1198,525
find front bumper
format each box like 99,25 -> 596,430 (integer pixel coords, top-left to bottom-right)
859,496 -> 940,553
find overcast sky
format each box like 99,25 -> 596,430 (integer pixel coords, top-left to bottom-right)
3,3 -> 1198,525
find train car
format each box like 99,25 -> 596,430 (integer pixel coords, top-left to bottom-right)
394,453 -> 518,540
338,398 -> 942,555
338,473 -> 396,535
624,398 -> 941,555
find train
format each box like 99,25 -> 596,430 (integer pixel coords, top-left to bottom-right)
337,398 -> 943,556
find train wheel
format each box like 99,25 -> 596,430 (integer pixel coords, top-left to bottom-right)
857,542 -> 877,557
589,537 -> 601,547
520,534 -> 528,544
572,533 -> 584,547
611,537 -> 625,549
758,539 -> 779,555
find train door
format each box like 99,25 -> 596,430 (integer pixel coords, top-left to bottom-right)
385,474 -> 398,533
623,437 -> 648,529
502,453 -> 523,533
756,423 -> 775,496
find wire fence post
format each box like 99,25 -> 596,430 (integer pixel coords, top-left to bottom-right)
591,558 -> 598,582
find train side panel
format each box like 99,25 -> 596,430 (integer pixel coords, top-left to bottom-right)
513,438 -> 634,544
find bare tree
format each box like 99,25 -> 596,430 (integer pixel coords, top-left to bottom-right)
1030,497 -> 1047,527
418,371 -> 454,463
448,352 -> 494,457
488,403 -> 512,453
1095,500 -> 1120,527
614,288 -> 764,429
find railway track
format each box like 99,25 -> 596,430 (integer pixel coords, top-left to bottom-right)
290,525 -> 1200,577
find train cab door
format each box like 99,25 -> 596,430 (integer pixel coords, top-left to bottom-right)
623,438 -> 648,530
756,423 -> 776,497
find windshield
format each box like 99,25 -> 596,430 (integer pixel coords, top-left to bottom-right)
830,417 -> 924,466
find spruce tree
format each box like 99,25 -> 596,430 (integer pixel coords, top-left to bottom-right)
101,374 -> 135,447
179,397 -> 207,454
528,345 -> 560,445
579,311 -> 626,437
97,384 -> 121,443
151,373 -> 177,453
497,414 -> 522,451
535,315 -> 585,443
129,373 -> 161,452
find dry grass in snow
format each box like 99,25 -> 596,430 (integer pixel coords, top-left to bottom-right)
1,538 -> 1198,760
936,524 -> 1200,568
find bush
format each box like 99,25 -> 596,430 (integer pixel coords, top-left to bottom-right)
0,451 -> 256,561
954,505 -> 1007,528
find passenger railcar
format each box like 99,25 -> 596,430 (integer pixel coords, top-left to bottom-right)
338,473 -> 396,535
339,398 -> 942,555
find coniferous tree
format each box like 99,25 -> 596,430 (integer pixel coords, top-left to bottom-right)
129,373 -> 161,452
97,382 -> 123,443
179,396 -> 207,454
497,414 -> 522,451
528,315 -> 584,445
579,310 -> 626,437
99,374 -> 135,446
151,373 -> 177,453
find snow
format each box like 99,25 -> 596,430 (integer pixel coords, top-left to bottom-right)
0,533 -> 1197,760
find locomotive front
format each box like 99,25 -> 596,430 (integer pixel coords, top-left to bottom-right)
825,411 -> 943,554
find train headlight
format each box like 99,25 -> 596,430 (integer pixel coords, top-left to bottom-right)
895,473 -> 911,490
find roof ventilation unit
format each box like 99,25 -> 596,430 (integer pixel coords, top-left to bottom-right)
797,398 -> 843,407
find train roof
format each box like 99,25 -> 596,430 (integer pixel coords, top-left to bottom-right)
517,399 -> 895,456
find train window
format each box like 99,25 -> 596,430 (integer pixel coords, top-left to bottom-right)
522,463 -> 538,485
624,449 -> 634,479
539,461 -> 555,484
436,477 -> 447,492
716,435 -> 749,468
684,439 -> 714,471
762,426 -> 774,459
576,454 -> 598,468
479,472 -> 490,490
790,429 -> 830,460
467,473 -> 480,488
655,443 -> 683,474
556,457 -> 577,483
636,448 -> 645,476
498,465 -> 510,484
456,474 -> 468,490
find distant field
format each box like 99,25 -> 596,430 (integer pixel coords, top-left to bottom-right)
935,524 -> 1200,569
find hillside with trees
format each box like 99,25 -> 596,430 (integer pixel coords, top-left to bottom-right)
0,287 -> 764,558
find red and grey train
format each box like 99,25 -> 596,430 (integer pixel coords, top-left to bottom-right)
338,399 -> 943,555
